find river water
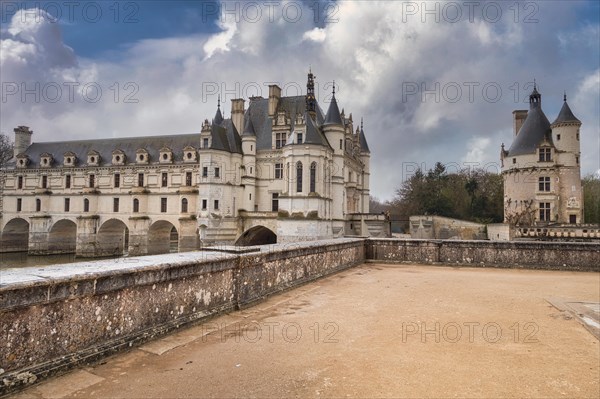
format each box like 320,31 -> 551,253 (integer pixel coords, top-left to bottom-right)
0,252 -> 126,270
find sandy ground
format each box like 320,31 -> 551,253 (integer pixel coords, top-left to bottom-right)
11,263 -> 600,398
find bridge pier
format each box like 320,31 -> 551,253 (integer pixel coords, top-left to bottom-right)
27,215 -> 52,255
128,217 -> 150,256
178,218 -> 199,252
75,216 -> 99,257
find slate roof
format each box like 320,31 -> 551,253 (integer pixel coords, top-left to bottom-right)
507,102 -> 552,156
359,127 -> 370,153
21,134 -> 201,168
552,99 -> 580,125
323,94 -> 343,126
244,96 -> 328,150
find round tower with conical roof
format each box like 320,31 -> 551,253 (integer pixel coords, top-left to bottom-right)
501,85 -> 584,225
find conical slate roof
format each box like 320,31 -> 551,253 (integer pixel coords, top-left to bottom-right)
323,93 -> 343,125
359,125 -> 370,153
242,114 -> 256,136
552,98 -> 580,124
508,103 -> 552,156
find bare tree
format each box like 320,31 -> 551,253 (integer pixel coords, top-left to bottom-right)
0,133 -> 13,168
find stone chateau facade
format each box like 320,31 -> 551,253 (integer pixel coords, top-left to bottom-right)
0,71 -> 389,257
501,85 -> 583,226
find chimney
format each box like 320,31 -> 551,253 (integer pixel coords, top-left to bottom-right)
268,85 -> 281,117
14,126 -> 33,158
231,98 -> 245,134
512,110 -> 527,136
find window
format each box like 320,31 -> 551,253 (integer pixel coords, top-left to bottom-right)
84,198 -> 90,212
89,174 -> 95,188
275,163 -> 283,179
576,156 -> 579,165
16,198 -> 22,212
538,177 -> 551,192
202,167 -> 208,177
17,176 -> 23,189
339,139 -> 343,150
65,175 -> 71,189
539,148 -> 552,162
512,158 -> 516,164
539,202 -> 551,222
296,162 -> 303,193
272,193 -> 279,212
42,175 -> 48,188
556,134 -> 561,141
138,173 -> 144,187
161,172 -> 168,187
181,198 -> 188,213
276,132 -> 286,149
310,162 -> 317,193
186,172 -> 192,186
569,215 -> 577,224
214,200 -> 219,210
202,199 -> 207,210
36,198 -> 41,212
297,133 -> 303,144
214,167 -> 220,178
250,167 -> 253,174
576,132 -> 580,141
161,198 -> 167,213
64,198 -> 70,212
114,173 -> 120,188
133,198 -> 139,213
203,138 -> 209,148
113,198 -> 119,212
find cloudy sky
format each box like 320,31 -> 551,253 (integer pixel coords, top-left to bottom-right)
1,0 -> 598,200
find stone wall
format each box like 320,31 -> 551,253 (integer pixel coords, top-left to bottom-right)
367,238 -> 600,271
410,215 -> 487,240
0,238 -> 364,394
2,237 -> 599,395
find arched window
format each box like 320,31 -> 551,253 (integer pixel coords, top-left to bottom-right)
83,198 -> 90,212
310,162 -> 317,193
181,198 -> 188,213
133,198 -> 139,213
296,161 -> 303,193
35,198 -> 41,212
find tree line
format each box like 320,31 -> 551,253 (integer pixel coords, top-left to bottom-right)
372,162 -> 600,232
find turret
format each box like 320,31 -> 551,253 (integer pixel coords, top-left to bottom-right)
551,93 -> 581,162
359,118 -> 371,213
322,83 -> 345,155
241,114 -> 257,211
14,126 -> 32,158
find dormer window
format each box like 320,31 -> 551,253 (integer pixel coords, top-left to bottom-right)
183,146 -> 197,162
136,148 -> 149,164
63,151 -> 76,167
16,154 -> 29,168
112,149 -> 126,165
40,153 -> 53,168
297,132 -> 303,144
202,137 -> 210,149
87,150 -> 100,166
538,147 -> 552,162
159,147 -> 173,164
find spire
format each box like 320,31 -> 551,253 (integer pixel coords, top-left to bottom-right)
213,95 -> 224,125
529,80 -> 541,109
552,91 -> 581,125
306,68 -> 317,117
324,81 -> 343,126
358,118 -> 370,153
242,115 -> 256,136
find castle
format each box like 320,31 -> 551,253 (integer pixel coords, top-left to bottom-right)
501,85 -> 583,226
0,71 -> 390,257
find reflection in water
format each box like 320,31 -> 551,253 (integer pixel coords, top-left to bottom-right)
0,252 -> 123,269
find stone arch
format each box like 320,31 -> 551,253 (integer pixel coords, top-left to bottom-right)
48,219 -> 77,254
1,218 -> 29,252
97,219 -> 130,257
148,220 -> 179,255
235,225 -> 277,246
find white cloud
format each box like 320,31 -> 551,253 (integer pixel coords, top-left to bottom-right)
0,1 -> 598,201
